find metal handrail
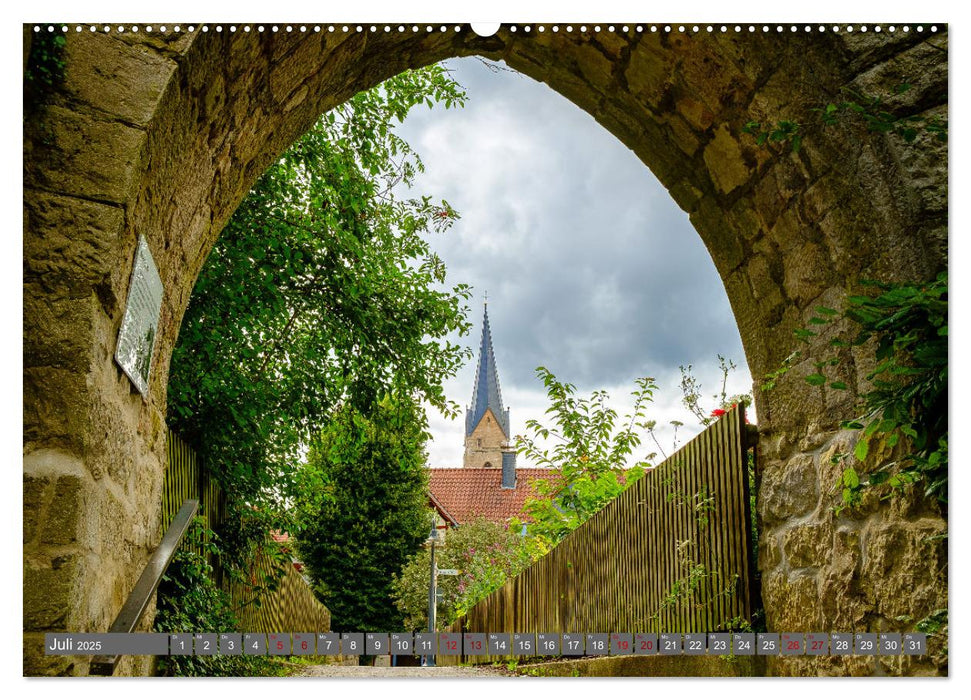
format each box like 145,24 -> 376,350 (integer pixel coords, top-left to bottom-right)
89,498 -> 199,675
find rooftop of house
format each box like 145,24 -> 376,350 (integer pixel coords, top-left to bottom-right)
427,467 -> 560,525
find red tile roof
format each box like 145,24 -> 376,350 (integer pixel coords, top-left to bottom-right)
427,468 -> 560,525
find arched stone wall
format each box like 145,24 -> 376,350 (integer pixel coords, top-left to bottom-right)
23,25 -> 947,675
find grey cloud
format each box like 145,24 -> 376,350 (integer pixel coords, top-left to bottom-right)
395,57 -> 751,458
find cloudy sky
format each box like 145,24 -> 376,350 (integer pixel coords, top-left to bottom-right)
392,57 -> 755,469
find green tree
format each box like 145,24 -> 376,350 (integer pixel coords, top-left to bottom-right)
295,397 -> 431,632
166,65 -> 471,566
392,517 -> 532,631
513,367 -> 654,554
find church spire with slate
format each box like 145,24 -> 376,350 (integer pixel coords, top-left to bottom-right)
463,301 -> 515,472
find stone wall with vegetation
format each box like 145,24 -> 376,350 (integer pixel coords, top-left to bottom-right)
24,24 -> 946,675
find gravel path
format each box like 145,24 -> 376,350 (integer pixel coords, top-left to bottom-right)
292,663 -> 510,678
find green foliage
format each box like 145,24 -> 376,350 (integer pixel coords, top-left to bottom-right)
513,367 -> 654,553
166,65 -> 470,577
153,520 -> 281,677
742,119 -> 802,152
915,608 -> 948,661
392,517 -> 533,630
647,465 -> 745,631
25,29 -> 67,102
743,83 -> 947,153
295,397 -> 431,632
916,608 -> 948,635
649,537 -> 741,631
771,273 -> 947,509
817,86 -> 948,143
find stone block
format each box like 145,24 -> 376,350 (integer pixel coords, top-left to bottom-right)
23,374 -> 84,454
783,522 -> 831,569
112,27 -> 195,55
667,179 -> 704,213
24,104 -> 146,205
817,527 -> 870,629
23,632 -> 78,676
860,519 -> 947,620
752,171 -> 786,231
24,555 -> 82,630
797,424 -> 832,452
758,531 -> 781,571
676,42 -> 749,116
762,571 -> 822,631
758,430 -> 793,462
269,32 -> 327,103
767,204 -> 807,254
23,475 -> 52,544
573,41 -> 614,89
773,155 -> 809,202
591,29 -> 630,60
676,95 -> 715,132
783,241 -> 831,305
725,200 -> 764,244
849,34 -> 947,112
818,431 -> 855,487
760,452 -> 819,524
799,176 -> 846,223
746,254 -> 784,310
705,124 -> 752,194
690,197 -> 746,277
661,112 -> 702,157
23,189 -> 126,297
23,292 -> 95,374
62,32 -> 177,125
40,475 -> 87,546
624,39 -> 673,111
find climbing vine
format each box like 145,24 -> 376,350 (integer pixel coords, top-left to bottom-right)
153,520 -> 283,677
742,83 -> 948,153
763,273 -> 947,511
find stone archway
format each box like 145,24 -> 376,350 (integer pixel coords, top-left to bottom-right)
24,24 -> 947,675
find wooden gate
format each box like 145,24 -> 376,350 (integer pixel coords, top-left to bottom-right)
451,405 -> 756,644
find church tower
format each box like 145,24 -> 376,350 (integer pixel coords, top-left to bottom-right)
464,303 -> 516,476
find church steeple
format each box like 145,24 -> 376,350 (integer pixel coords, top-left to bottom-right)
466,302 -> 510,439
463,302 -> 515,472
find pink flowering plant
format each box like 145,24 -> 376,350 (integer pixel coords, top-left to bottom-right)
391,517 -> 532,630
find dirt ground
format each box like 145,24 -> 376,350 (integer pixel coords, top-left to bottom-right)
290,663 -> 511,678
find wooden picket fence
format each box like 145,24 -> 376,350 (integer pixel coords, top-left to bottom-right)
162,432 -> 223,561
162,431 -> 330,634
445,405 -> 755,660
225,547 -> 331,634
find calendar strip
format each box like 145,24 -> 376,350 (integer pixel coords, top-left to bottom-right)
45,631 -> 927,657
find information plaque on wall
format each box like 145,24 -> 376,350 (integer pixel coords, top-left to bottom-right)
114,236 -> 163,395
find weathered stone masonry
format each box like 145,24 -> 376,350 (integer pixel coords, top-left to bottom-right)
23,25 -> 946,675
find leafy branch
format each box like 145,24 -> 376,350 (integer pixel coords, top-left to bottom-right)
743,83 -> 947,154
765,273 -> 947,510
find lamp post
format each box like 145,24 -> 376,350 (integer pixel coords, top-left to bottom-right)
423,518 -> 442,667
